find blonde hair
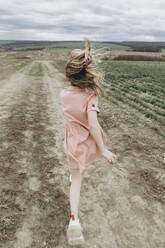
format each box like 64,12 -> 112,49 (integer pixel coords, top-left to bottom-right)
65,38 -> 104,96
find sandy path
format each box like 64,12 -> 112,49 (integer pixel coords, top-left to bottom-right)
0,59 -> 165,248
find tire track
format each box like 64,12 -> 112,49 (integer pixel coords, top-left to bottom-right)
0,72 -> 43,248
0,62 -> 34,123
0,60 -> 70,248
27,61 -> 70,248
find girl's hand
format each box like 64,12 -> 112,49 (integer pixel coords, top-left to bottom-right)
102,149 -> 117,165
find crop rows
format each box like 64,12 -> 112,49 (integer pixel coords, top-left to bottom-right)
100,60 -> 165,138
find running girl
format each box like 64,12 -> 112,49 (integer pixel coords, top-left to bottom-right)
60,38 -> 117,245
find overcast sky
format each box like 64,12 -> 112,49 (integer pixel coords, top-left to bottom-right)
0,0 -> 165,41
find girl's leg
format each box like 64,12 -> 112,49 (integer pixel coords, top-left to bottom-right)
69,168 -> 82,219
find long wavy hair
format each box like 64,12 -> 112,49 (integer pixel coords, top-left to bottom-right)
65,38 -> 105,97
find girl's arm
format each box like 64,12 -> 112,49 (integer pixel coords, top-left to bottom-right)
88,110 -> 117,164
88,110 -> 106,154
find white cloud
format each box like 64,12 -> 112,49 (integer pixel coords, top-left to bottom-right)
0,0 -> 164,41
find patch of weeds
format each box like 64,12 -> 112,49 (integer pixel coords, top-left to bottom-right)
28,62 -> 43,76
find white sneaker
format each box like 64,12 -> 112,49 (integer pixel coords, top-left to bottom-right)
69,175 -> 72,182
67,217 -> 84,245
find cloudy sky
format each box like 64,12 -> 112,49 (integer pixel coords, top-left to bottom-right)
0,0 -> 165,41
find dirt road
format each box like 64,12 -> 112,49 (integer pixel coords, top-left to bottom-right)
0,58 -> 165,248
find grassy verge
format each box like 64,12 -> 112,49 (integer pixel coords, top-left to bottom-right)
28,62 -> 43,76
53,59 -> 67,73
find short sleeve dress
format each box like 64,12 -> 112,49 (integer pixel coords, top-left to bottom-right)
59,86 -> 106,173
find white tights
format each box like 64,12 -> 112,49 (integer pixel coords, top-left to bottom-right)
69,168 -> 83,219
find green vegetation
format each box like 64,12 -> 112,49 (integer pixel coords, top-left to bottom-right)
0,40 -> 16,44
99,60 -> 165,138
45,41 -> 129,50
55,59 -> 67,69
53,59 -> 67,74
0,40 -> 129,51
53,41 -> 129,50
161,48 -> 165,52
28,62 -> 43,76
92,42 -> 129,50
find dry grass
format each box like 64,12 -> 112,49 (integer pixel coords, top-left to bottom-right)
113,54 -> 165,61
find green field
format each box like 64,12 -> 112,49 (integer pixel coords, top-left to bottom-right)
55,59 -> 67,70
0,40 -> 16,44
41,41 -> 128,50
99,60 -> 165,137
0,40 -> 130,51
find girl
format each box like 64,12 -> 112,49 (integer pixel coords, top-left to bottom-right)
60,38 -> 117,245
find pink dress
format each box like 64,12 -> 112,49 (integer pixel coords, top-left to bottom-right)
59,86 -> 106,173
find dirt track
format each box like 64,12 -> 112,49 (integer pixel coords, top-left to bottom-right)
0,57 -> 165,248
